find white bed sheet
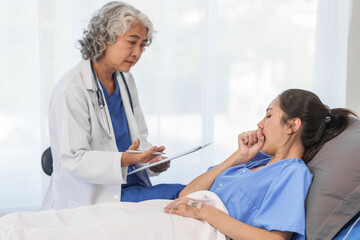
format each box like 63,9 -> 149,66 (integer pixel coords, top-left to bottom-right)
0,190 -> 228,240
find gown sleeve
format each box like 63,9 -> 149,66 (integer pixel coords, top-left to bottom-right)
252,162 -> 313,238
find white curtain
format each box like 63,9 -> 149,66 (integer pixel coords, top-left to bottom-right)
0,0 -> 42,215
346,0 -> 360,115
137,0 -> 318,185
313,0 -> 353,108
1,0 -> 321,215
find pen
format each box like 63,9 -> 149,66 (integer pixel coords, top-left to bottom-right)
126,150 -> 166,155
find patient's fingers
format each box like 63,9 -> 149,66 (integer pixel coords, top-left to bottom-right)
256,128 -> 265,148
239,132 -> 250,147
247,130 -> 258,147
238,130 -> 259,148
164,198 -> 205,220
248,131 -> 253,146
164,197 -> 183,209
167,204 -> 190,216
164,197 -> 195,213
164,197 -> 189,212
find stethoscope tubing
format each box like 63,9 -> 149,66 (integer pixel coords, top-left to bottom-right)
90,61 -> 134,138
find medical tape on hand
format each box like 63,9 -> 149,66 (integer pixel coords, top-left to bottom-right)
187,199 -> 203,209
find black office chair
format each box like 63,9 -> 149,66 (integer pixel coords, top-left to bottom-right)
41,147 -> 53,176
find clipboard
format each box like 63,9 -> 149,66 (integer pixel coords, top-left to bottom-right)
127,143 -> 211,175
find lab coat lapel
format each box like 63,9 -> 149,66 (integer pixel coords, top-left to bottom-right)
81,59 -> 94,90
88,90 -> 113,136
81,59 -> 114,138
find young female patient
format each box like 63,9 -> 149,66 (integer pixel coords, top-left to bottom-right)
165,89 -> 357,240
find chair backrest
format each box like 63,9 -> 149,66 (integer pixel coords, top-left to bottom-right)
41,147 -> 53,176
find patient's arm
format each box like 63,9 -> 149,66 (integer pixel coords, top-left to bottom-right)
203,206 -> 292,240
165,201 -> 291,240
179,151 -> 241,197
180,129 -> 264,198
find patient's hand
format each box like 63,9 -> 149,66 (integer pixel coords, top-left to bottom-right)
234,129 -> 265,164
164,197 -> 210,220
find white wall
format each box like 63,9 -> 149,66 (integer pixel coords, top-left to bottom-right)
313,0 -> 352,107
346,0 -> 360,116
313,0 -> 360,115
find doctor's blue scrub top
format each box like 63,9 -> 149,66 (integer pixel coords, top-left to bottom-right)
99,75 -> 147,188
210,153 -> 313,240
100,74 -> 185,201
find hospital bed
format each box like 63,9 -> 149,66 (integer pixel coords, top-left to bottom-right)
305,118 -> 360,239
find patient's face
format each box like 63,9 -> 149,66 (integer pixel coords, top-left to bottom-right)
257,97 -> 288,155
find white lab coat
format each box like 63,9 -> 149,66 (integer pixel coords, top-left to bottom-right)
42,59 -> 154,210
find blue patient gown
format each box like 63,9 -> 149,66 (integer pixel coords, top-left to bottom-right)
210,152 -> 313,240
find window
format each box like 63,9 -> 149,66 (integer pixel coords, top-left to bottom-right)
0,0 -> 318,215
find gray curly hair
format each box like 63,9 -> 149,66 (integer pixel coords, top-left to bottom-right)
78,1 -> 154,61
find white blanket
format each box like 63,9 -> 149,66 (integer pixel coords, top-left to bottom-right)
0,191 -> 228,240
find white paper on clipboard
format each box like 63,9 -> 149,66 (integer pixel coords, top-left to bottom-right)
127,143 -> 211,175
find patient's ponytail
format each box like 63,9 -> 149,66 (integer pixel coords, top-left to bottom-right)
278,89 -> 358,163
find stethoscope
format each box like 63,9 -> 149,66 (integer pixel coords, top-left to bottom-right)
90,61 -> 134,138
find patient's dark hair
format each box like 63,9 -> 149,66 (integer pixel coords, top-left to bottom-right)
279,89 -> 358,163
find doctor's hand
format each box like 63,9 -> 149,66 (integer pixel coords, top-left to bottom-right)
148,145 -> 169,173
149,159 -> 170,173
121,139 -> 165,167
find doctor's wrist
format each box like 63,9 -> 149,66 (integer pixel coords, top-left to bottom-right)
121,153 -> 134,167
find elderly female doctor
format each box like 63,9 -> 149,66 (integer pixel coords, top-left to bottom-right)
42,1 -> 185,210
